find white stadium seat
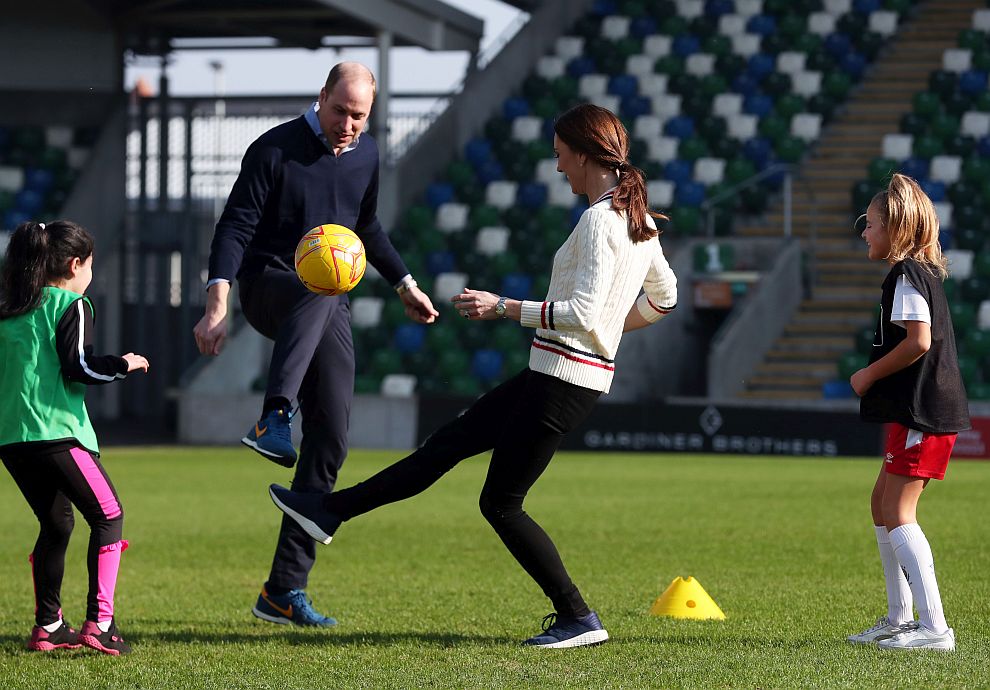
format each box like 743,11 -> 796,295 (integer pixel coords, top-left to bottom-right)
647,137 -> 680,163
475,226 -> 510,256
45,126 -> 74,149
626,54 -> 655,77
535,159 -> 560,185
731,34 -> 762,57
694,158 -> 726,185
510,116 -> 543,143
647,180 -> 675,207
67,148 -> 89,170
728,114 -> 758,140
718,14 -> 748,36
685,53 -> 716,77
929,155 -> 962,184
634,115 -> 664,140
676,0 -> 703,19
434,272 -> 469,302
435,203 -> 468,233
824,0 -> 851,15
381,374 -> 416,398
978,300 -> 990,330
943,49 -> 972,73
808,12 -> 836,36
882,134 -> 913,161
548,180 -> 576,207
933,202 -> 954,228
735,0 -> 763,17
791,113 -> 822,142
961,111 -> 990,138
868,10 -> 898,37
777,52 -> 806,75
555,36 -> 584,61
536,56 -> 565,80
350,297 -> 384,328
0,166 -> 24,192
713,93 -> 743,118
485,181 -> 518,210
652,94 -> 682,119
643,35 -> 673,58
578,74 -> 608,99
944,249 -> 974,281
791,71 -> 823,97
975,9 -> 990,33
638,73 -> 669,97
601,15 -> 630,40
590,94 -> 620,113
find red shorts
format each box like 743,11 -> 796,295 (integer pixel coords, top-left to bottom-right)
883,423 -> 956,480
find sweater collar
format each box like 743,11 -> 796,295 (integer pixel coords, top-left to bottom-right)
591,186 -> 617,207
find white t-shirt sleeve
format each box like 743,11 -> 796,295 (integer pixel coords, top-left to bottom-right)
890,274 -> 931,329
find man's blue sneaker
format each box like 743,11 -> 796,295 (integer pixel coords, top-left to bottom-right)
523,611 -> 609,649
242,408 -> 297,468
252,587 -> 337,627
269,484 -> 341,544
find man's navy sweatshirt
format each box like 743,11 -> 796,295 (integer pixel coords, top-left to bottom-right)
208,116 -> 408,285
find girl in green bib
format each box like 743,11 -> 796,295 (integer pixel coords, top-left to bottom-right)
0,220 -> 148,655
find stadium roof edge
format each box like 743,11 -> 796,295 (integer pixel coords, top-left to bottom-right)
84,0 -> 484,55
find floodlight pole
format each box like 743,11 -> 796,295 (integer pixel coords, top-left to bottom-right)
376,29 -> 392,157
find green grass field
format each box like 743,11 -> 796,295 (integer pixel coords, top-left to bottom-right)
0,448 -> 987,689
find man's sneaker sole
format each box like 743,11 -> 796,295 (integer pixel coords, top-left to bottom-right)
241,437 -> 295,468
268,487 -> 334,544
79,634 -> 123,656
530,629 -> 609,649
251,606 -> 291,625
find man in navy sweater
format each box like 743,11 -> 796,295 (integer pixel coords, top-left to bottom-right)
193,62 -> 437,626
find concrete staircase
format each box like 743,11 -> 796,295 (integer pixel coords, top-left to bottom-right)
735,0 -> 982,400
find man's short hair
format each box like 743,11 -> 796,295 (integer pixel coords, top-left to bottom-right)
325,63 -> 377,99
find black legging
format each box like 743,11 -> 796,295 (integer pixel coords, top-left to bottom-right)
327,368 -> 600,618
1,443 -> 124,625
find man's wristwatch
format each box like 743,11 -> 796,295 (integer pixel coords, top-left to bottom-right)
494,295 -> 507,319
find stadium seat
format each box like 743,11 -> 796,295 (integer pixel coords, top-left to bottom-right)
350,297 -> 384,329
471,349 -> 504,382
485,181 -> 518,210
643,34 -> 674,57
436,203 -> 469,232
791,113 -> 822,142
380,373 -> 416,398
882,134 -> 913,161
930,156 -> 962,184
511,116 -> 543,143
694,157 -> 726,185
962,111 -> 990,138
943,49 -> 972,73
791,71 -> 823,97
868,10 -> 898,37
945,249 -> 975,280
433,272 -> 469,302
808,12 -> 836,35
647,179 -> 675,207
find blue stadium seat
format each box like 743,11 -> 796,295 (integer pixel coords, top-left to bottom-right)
471,349 -> 504,382
898,156 -> 929,181
14,189 -> 43,215
664,159 -> 694,186
502,97 -> 530,121
747,53 -> 776,82
567,56 -> 597,78
501,272 -> 533,300
743,138 -> 773,170
731,73 -> 761,99
746,15 -> 777,37
825,33 -> 852,60
664,116 -> 695,139
822,379 -> 854,399
569,203 -> 589,227
675,181 -> 706,207
704,0 -> 734,18
608,74 -> 639,98
621,95 -> 652,119
465,138 -> 492,168
920,179 -> 946,202
394,323 -> 426,355
629,16 -> 658,39
959,70 -> 988,96
425,250 -> 456,276
4,209 -> 31,230
840,52 -> 867,80
517,182 -> 548,208
476,160 -> 504,185
743,93 -> 774,118
425,182 -> 455,209
853,0 -> 881,13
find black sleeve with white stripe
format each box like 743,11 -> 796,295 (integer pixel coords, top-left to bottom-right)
55,298 -> 128,385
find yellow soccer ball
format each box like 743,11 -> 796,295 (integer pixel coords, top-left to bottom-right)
294,224 -> 367,296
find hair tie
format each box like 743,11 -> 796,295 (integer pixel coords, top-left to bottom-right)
38,222 -> 46,230
617,161 -> 630,173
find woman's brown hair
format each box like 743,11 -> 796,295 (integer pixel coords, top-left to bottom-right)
553,103 -> 666,243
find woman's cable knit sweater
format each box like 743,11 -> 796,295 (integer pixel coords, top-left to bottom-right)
518,192 -> 678,393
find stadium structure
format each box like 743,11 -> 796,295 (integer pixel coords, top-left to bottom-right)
1,0 -> 989,458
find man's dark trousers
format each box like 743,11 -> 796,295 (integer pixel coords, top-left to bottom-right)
239,264 -> 353,590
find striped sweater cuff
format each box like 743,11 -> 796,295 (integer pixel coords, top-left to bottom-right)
520,300 -> 547,329
636,293 -> 675,323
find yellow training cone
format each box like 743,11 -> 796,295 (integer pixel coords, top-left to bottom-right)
649,576 -> 726,620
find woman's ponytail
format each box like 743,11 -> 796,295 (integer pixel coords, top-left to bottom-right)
612,162 -> 665,243
0,220 -> 94,319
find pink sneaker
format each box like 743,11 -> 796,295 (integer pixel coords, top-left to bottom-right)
27,620 -> 82,651
80,619 -> 132,656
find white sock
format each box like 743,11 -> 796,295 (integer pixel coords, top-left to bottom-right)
875,525 -> 912,625
96,619 -> 112,633
41,619 -> 63,633
890,523 -> 949,634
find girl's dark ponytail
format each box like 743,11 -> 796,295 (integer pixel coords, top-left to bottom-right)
0,220 -> 94,319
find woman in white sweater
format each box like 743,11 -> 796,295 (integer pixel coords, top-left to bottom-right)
269,104 -> 678,648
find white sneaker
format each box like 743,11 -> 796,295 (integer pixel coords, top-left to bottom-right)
846,617 -> 917,645
877,626 -> 955,651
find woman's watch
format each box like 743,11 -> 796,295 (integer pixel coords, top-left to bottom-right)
494,295 -> 507,318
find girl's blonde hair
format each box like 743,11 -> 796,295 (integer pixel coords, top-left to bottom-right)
870,173 -> 947,279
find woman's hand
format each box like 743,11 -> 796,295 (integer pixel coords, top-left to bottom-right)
451,288 -> 500,320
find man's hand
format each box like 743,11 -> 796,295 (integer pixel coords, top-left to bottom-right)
400,285 -> 439,324
193,282 -> 230,356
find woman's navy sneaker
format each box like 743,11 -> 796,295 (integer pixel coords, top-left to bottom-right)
242,408 -> 297,467
268,484 -> 341,544
523,611 -> 609,649
252,587 -> 337,627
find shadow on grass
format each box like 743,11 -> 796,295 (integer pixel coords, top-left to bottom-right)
129,629 -> 517,648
